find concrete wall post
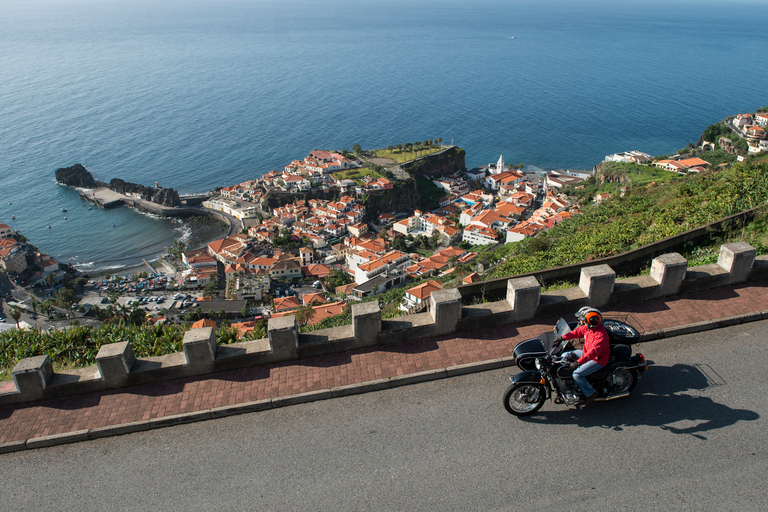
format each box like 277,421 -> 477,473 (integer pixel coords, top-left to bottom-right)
506,276 -> 541,321
430,288 -> 462,336
579,264 -> 615,306
183,327 -> 218,371
96,341 -> 136,387
650,252 -> 688,296
718,242 -> 756,283
352,301 -> 381,347
11,355 -> 53,402
268,316 -> 299,359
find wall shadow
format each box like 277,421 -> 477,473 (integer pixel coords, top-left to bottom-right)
518,363 -> 758,439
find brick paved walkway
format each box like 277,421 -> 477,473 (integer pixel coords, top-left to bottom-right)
2,280 -> 767,445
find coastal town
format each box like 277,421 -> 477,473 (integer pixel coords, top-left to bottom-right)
2,109 -> 767,337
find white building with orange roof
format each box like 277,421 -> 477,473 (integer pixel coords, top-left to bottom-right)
392,210 -> 459,245
183,248 -> 217,269
207,234 -> 253,265
0,245 -> 27,273
354,249 -> 411,284
0,223 -> 14,240
506,220 -> 547,243
401,280 -> 442,311
203,197 -> 260,220
495,201 -> 527,219
302,292 -> 327,306
654,159 -> 687,173
462,225 -> 498,246
274,296 -> 300,312
468,209 -> 512,231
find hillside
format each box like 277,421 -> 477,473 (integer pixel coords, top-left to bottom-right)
486,154 -> 768,280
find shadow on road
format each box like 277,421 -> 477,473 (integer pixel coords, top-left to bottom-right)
518,363 -> 759,439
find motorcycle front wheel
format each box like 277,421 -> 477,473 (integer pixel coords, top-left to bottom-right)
503,383 -> 546,416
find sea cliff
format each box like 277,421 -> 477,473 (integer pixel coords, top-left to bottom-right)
55,164 -> 182,207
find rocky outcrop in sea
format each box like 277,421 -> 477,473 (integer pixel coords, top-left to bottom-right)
55,164 -> 181,207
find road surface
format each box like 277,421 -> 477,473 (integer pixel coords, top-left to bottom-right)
1,320 -> 766,510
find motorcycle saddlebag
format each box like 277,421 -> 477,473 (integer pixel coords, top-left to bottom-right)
610,344 -> 632,362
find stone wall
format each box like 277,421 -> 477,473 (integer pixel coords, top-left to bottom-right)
1,242 -> 765,406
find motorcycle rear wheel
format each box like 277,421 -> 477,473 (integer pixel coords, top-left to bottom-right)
611,368 -> 638,394
503,383 -> 546,416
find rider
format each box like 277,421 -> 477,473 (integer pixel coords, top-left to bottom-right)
556,307 -> 611,405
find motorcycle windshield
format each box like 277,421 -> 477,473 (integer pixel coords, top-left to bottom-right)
541,318 -> 574,352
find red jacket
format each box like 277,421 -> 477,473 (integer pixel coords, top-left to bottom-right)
563,324 -> 611,366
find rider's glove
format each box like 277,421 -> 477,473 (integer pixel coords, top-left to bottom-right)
569,361 -> 579,370
555,336 -> 563,343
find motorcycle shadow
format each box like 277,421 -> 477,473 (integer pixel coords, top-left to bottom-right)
519,363 -> 759,438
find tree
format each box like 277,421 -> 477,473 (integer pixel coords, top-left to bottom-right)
294,305 -> 316,326
429,230 -> 442,249
353,144 -> 362,155
55,288 -> 78,319
9,306 -> 22,328
391,236 -> 407,251
45,272 -> 56,291
325,268 -> 352,290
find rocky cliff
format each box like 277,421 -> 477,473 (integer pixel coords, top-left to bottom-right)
55,164 -> 181,207
401,146 -> 466,178
54,164 -> 102,189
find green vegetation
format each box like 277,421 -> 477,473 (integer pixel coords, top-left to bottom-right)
415,176 -> 449,211
333,167 -> 385,185
487,156 -> 768,280
372,145 -> 443,163
699,122 -> 749,152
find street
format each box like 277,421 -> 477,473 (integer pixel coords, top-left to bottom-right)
1,319 -> 766,510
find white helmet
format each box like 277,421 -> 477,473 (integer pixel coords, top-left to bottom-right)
576,307 -> 602,328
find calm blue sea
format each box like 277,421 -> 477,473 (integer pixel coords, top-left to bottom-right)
1,0 -> 767,273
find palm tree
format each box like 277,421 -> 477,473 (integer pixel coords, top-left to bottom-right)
45,272 -> 56,292
9,306 -> 22,328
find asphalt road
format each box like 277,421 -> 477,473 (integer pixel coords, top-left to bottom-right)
2,320 -> 767,511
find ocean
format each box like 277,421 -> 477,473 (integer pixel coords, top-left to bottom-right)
1,0 -> 767,273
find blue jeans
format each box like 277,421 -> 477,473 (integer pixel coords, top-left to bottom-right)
563,350 -> 603,397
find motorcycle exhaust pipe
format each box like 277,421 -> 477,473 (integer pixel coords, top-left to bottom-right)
596,392 -> 630,402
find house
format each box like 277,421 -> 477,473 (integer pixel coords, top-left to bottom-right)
0,223 -> 13,240
462,225 -> 498,246
302,292 -> 327,306
354,250 -> 411,284
303,263 -> 333,280
604,151 -> 653,164
506,221 -> 546,243
273,295 -> 300,312
270,301 -> 347,325
191,319 -> 217,329
269,259 -> 303,280
0,245 -> 27,273
401,280 -> 442,311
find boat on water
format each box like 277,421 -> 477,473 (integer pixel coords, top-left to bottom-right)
46,225 -> 51,228
11,215 -> 15,219
61,208 -> 67,212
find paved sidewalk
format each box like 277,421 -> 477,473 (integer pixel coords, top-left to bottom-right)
2,280 -> 768,452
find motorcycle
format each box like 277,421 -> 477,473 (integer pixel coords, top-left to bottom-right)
503,317 -> 648,416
